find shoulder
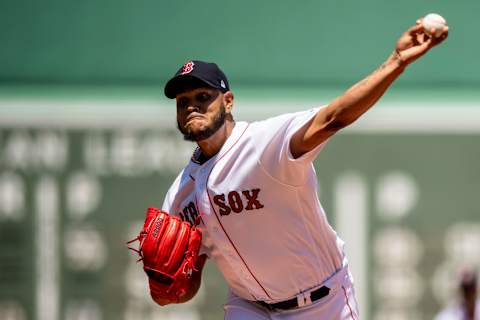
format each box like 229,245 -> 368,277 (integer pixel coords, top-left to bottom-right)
247,108 -> 322,144
250,108 -> 322,130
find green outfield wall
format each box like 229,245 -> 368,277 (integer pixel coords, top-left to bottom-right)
0,0 -> 478,86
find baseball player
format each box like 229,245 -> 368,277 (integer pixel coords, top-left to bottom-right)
434,269 -> 480,320
141,20 -> 448,319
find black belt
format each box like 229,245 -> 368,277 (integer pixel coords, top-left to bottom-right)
254,286 -> 330,311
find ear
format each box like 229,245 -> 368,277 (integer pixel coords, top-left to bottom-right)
223,91 -> 234,114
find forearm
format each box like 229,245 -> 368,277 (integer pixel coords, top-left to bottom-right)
291,20 -> 447,158
291,51 -> 407,158
323,51 -> 406,129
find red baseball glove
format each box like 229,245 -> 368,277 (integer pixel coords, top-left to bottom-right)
128,207 -> 203,304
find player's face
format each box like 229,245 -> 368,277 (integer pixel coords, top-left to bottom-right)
176,87 -> 227,142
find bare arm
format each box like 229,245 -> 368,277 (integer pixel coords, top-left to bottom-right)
291,20 -> 448,158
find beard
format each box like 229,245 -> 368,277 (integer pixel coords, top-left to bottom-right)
177,105 -> 227,142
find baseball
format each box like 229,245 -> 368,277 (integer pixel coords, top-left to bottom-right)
422,13 -> 447,38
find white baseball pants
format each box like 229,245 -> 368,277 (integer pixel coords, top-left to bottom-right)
223,267 -> 359,320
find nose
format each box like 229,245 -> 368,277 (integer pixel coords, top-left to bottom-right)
186,104 -> 199,113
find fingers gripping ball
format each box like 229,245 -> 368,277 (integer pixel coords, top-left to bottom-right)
422,13 -> 448,38
127,207 -> 203,304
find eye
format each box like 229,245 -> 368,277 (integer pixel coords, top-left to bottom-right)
177,97 -> 189,108
197,92 -> 211,102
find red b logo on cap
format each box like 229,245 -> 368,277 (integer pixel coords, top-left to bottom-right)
181,61 -> 194,75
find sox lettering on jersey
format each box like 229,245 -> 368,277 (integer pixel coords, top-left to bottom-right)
177,189 -> 264,224
213,188 -> 264,216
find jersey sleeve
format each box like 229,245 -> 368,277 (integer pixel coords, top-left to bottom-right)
251,107 -> 328,186
161,169 -> 184,214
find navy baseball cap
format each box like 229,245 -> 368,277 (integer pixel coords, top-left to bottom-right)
164,60 -> 230,99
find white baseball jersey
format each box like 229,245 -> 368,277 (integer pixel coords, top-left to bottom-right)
162,107 -> 347,303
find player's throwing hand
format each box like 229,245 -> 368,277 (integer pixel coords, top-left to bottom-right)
395,18 -> 448,66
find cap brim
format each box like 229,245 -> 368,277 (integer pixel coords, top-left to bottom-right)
164,74 -> 222,99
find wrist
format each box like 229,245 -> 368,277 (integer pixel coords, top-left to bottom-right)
386,49 -> 407,73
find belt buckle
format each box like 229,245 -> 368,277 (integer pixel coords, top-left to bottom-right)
254,286 -> 329,312
297,291 -> 313,307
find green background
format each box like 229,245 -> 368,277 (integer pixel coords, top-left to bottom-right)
1,0 -> 480,319
0,0 -> 478,87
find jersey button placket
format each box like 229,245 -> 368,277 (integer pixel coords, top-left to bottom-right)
201,158 -> 263,299
194,170 -> 210,216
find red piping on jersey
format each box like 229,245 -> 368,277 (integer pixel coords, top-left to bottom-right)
194,195 -> 205,226
205,123 -> 273,301
342,285 -> 356,320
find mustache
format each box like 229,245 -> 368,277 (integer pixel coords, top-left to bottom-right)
186,113 -> 204,122
176,105 -> 226,142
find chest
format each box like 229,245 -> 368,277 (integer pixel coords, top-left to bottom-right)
168,139 -> 272,220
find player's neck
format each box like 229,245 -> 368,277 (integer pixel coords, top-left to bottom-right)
196,120 -> 235,159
